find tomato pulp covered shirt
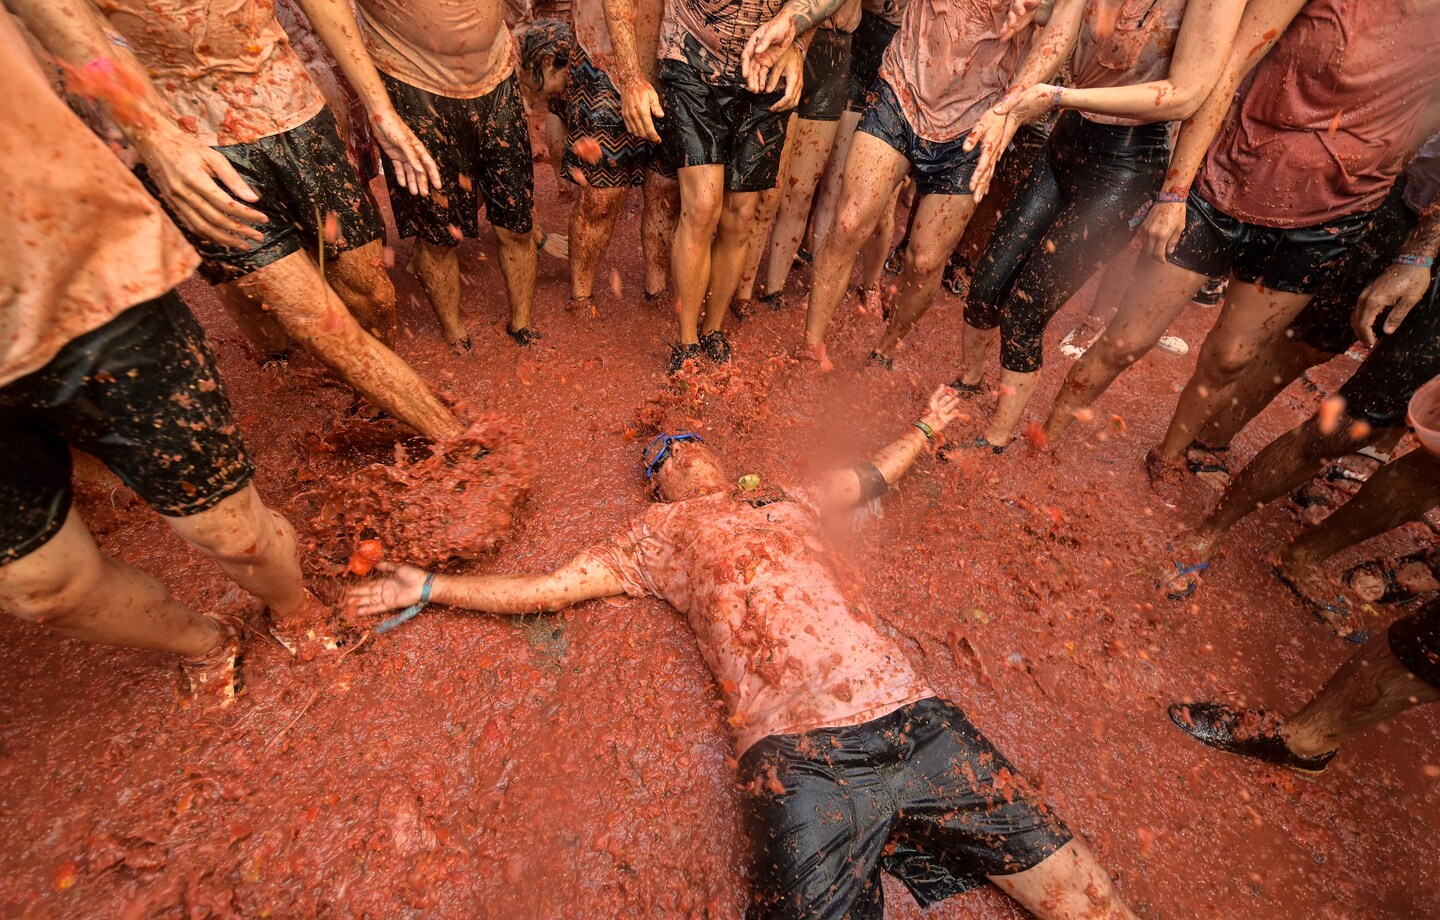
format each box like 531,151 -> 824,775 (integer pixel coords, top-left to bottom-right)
582,488 -> 932,756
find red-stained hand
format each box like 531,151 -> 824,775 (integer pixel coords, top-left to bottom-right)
371,108 -> 441,196
135,126 -> 267,249
743,14 -> 796,93
767,45 -> 805,112
619,74 -> 665,143
1352,263 -> 1433,346
965,109 -> 1018,202
923,385 -> 966,431
1140,200 -> 1187,261
1001,0 -> 1045,39
345,561 -> 428,619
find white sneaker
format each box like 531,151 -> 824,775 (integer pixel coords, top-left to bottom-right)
1058,328 -> 1093,359
1157,335 -> 1189,355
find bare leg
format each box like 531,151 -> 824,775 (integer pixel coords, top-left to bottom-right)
1156,281 -> 1314,462
872,192 -> 978,359
810,110 -> 861,254
328,239 -> 398,347
215,283 -> 291,357
958,322 -> 999,387
0,507 -> 219,657
858,181 -> 903,292
985,369 -> 1043,446
702,190 -> 763,335
641,172 -> 679,297
410,239 -> 468,348
1064,246 -> 1138,349
990,839 -> 1139,920
235,250 -> 462,439
805,132 -> 910,346
736,116 -> 797,304
1041,258 -> 1207,445
568,185 -> 629,304
495,226 -> 539,333
762,117 -> 842,298
1281,628 -> 1440,758
673,165 -> 727,345
1198,335 -> 1332,450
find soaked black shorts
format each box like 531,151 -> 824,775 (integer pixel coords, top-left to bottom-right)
1166,190 -> 1374,294
141,107 -> 385,285
1336,272 -> 1440,428
562,47 -> 675,189
1390,598 -> 1440,689
1288,180 -> 1420,355
797,28 -> 853,122
859,79 -> 982,197
658,48 -> 790,193
0,293 -> 253,564
847,11 -> 898,113
382,72 -> 535,242
740,696 -> 1073,920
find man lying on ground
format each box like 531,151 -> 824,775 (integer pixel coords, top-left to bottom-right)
348,386 -> 1139,920
0,7 -> 336,705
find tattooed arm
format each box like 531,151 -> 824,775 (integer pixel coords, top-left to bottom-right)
742,0 -> 852,92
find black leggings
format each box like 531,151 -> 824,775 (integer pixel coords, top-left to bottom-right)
965,111 -> 1170,373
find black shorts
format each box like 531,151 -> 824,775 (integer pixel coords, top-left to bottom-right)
847,11 -> 898,113
1390,598 -> 1440,689
1166,190 -> 1375,295
658,46 -> 790,193
1288,180 -> 1420,354
1336,272 -> 1440,428
382,72 -> 535,242
562,48 -> 675,189
141,107 -> 385,285
0,293 -> 253,564
797,28 -> 852,122
740,696 -> 1073,920
858,79 -> 982,197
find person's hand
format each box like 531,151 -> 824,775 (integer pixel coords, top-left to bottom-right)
345,562 -> 429,619
995,83 -> 1058,125
371,107 -> 442,196
743,14 -> 796,93
767,45 -> 805,112
964,108 -> 1019,202
1352,262 -> 1433,346
134,125 -> 268,249
1140,200 -> 1187,261
1001,0 -> 1045,38
922,385 -> 965,432
619,74 -> 664,143
541,232 -> 570,261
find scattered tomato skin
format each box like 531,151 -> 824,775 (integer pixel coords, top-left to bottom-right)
52,861 -> 77,891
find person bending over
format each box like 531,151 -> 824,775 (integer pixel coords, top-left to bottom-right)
0,9 -> 335,704
1169,597 -> 1440,775
518,7 -> 679,315
608,0 -> 809,372
349,386 -> 1140,920
14,0 -> 464,442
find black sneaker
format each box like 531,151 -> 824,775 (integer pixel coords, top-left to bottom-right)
942,253 -> 968,296
507,324 -> 542,346
669,342 -> 701,374
1167,702 -> 1335,774
1192,277 -> 1227,307
757,290 -> 784,311
866,351 -> 894,370
948,378 -> 985,399
700,329 -> 732,364
884,242 -> 907,275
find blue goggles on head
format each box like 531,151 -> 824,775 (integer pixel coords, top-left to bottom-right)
642,432 -> 704,480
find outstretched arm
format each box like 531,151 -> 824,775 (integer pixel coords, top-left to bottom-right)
347,555 -> 627,620
813,385 -> 966,511
292,0 -> 441,195
9,0 -> 269,248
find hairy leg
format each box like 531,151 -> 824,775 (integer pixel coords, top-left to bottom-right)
673,165 -> 727,345
1157,281 -> 1314,462
410,239 -> 467,347
990,839 -> 1139,920
215,282 -> 291,357
805,131 -> 910,346
762,117 -> 842,298
872,192 -> 978,359
569,185 -> 630,303
641,172 -> 679,297
495,225 -> 539,333
0,507 -> 219,657
328,239 -> 398,346
702,190 -> 762,335
236,250 -> 461,439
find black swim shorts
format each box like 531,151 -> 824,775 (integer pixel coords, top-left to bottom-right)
858,79 -> 983,197
740,696 -> 1073,920
658,40 -> 790,193
1166,189 -> 1375,295
382,72 -> 535,242
847,11 -> 898,113
0,293 -> 254,564
1287,180 -> 1420,355
141,106 -> 385,285
1336,271 -> 1440,428
562,47 -> 675,189
797,28 -> 852,122
1389,598 -> 1440,689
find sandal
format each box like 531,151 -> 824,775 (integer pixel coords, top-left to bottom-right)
181,614 -> 244,709
948,379 -> 985,400
1162,561 -> 1209,600
506,324 -> 543,347
1167,702 -> 1335,774
1271,563 -> 1374,644
1343,550 -> 1440,606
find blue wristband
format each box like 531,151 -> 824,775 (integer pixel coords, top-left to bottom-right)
1154,191 -> 1188,204
377,572 -> 437,635
1395,253 -> 1435,269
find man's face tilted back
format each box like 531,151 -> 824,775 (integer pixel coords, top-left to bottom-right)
652,442 -> 728,502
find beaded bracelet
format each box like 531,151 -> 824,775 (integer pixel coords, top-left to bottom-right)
1154,191 -> 1188,204
1395,253 -> 1436,269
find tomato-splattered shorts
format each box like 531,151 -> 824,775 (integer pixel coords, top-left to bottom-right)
0,293 -> 252,564
739,696 -> 1073,920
